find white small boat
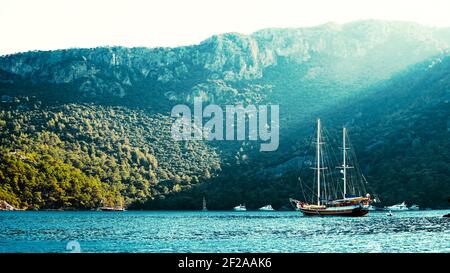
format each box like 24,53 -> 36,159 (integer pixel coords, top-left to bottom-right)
386,210 -> 393,216
258,205 -> 274,211
409,204 -> 419,211
385,201 -> 408,211
233,204 -> 246,211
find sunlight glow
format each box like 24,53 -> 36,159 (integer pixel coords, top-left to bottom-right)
1,0 -> 450,55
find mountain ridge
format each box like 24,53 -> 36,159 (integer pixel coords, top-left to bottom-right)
2,20 -> 450,104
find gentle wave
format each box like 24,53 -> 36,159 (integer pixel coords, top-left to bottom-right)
0,210 -> 449,253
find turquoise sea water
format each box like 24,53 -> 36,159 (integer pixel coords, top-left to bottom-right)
0,210 -> 449,253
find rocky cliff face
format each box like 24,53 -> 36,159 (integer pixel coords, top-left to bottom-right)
1,20 -> 450,105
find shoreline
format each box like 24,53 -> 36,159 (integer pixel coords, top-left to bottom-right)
2,208 -> 450,212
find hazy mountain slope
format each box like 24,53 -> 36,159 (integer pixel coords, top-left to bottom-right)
1,20 -> 449,107
336,55 -> 450,208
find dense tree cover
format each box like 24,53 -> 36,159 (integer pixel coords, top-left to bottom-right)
1,22 -> 449,210
0,102 -> 220,209
1,55 -> 450,209
139,55 -> 450,210
0,146 -> 121,209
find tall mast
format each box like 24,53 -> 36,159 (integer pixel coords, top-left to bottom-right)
317,119 -> 321,206
340,127 -> 353,199
343,127 -> 347,199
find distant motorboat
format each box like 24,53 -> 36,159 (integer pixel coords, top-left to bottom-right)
258,205 -> 274,211
233,204 -> 246,211
409,204 -> 420,211
385,202 -> 408,211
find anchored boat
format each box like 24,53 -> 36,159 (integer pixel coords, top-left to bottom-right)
291,119 -> 372,217
258,205 -> 275,211
384,202 -> 408,211
233,204 -> 246,211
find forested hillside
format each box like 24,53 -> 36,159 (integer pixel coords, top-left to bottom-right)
0,102 -> 220,209
0,20 -> 449,209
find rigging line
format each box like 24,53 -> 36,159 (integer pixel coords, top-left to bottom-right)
299,177 -> 316,204
329,131 -> 342,199
350,133 -> 368,196
347,132 -> 368,194
298,176 -> 307,203
323,150 -> 328,201
344,132 -> 355,195
320,128 -> 329,200
323,129 -> 334,201
327,128 -> 340,199
298,142 -> 316,199
322,127 -> 341,200
318,133 -> 326,201
321,131 -> 331,200
296,124 -> 316,202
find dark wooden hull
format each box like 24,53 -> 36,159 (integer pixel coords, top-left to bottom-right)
300,206 -> 369,217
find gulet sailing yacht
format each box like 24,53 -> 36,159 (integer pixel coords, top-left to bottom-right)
290,119 -> 372,216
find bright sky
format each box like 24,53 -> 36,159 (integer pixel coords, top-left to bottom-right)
1,0 -> 450,55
